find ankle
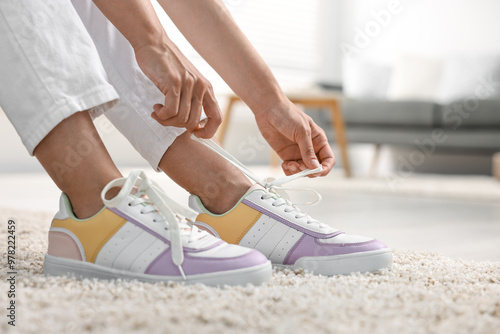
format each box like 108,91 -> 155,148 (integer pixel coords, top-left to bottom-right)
67,183 -> 121,219
199,180 -> 252,214
68,194 -> 103,219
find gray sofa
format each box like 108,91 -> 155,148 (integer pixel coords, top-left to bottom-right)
311,55 -> 500,154
333,98 -> 500,152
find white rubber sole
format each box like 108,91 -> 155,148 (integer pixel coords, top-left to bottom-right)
44,254 -> 272,287
275,249 -> 393,276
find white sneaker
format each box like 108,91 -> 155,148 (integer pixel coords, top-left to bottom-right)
43,170 -> 272,286
188,136 -> 392,276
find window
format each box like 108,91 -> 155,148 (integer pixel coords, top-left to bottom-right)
154,0 -> 321,92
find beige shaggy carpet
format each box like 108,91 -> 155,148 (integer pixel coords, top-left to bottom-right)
1,207 -> 499,334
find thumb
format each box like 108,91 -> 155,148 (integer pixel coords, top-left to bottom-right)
297,129 -> 321,170
194,93 -> 222,139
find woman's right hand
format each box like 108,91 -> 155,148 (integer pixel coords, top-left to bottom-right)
134,42 -> 222,138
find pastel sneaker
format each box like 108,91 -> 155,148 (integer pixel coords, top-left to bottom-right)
189,136 -> 393,276
43,170 -> 271,286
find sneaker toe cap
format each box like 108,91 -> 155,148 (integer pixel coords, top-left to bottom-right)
285,234 -> 389,265
146,244 -> 269,277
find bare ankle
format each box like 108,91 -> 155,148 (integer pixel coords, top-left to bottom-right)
200,180 -> 251,214
67,184 -> 121,219
68,195 -> 103,219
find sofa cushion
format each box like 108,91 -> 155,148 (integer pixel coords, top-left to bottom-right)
341,100 -> 437,127
439,99 -> 500,129
387,54 -> 443,101
436,56 -> 500,103
345,127 -> 500,151
342,60 -> 391,100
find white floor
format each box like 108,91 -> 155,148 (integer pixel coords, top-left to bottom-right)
1,168 -> 499,263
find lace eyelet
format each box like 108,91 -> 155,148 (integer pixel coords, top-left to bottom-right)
128,203 -> 132,206
260,196 -> 264,200
153,219 -> 157,223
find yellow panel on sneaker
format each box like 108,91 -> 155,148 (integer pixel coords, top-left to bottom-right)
51,209 -> 127,263
196,204 -> 262,244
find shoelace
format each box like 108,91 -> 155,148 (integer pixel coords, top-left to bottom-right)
191,135 -> 330,229
101,170 -> 205,280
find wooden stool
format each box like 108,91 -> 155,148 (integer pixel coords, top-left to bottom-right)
216,90 -> 352,177
493,152 -> 500,181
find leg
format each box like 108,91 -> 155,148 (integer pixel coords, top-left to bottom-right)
159,131 -> 251,214
0,1 -> 119,218
71,2 -> 251,213
34,111 -> 121,218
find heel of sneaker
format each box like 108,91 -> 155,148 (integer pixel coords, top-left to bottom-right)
43,254 -> 118,280
43,254 -> 80,277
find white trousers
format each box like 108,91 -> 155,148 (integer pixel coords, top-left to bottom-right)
0,0 -> 187,169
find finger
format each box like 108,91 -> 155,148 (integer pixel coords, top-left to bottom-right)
284,160 -> 303,176
151,111 -> 168,126
297,160 -> 318,178
313,128 -> 335,176
317,145 -> 335,176
153,104 -> 163,114
295,159 -> 320,178
158,79 -> 182,121
281,160 -> 299,176
185,95 -> 203,133
176,74 -> 195,125
152,104 -> 171,125
194,91 -> 222,139
286,161 -> 301,174
151,108 -> 182,127
281,162 -> 293,176
296,126 -> 321,170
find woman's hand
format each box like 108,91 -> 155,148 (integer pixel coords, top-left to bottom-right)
91,0 -> 222,138
254,100 -> 335,177
134,43 -> 222,138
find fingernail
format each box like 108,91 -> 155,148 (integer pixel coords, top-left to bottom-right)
312,159 -> 320,168
289,165 -> 297,172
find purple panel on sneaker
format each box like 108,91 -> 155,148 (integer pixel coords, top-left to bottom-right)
109,208 -> 224,252
242,199 -> 343,239
283,234 -> 388,265
145,248 -> 268,276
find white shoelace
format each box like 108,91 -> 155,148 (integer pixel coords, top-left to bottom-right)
101,170 -> 205,280
191,135 -> 330,229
